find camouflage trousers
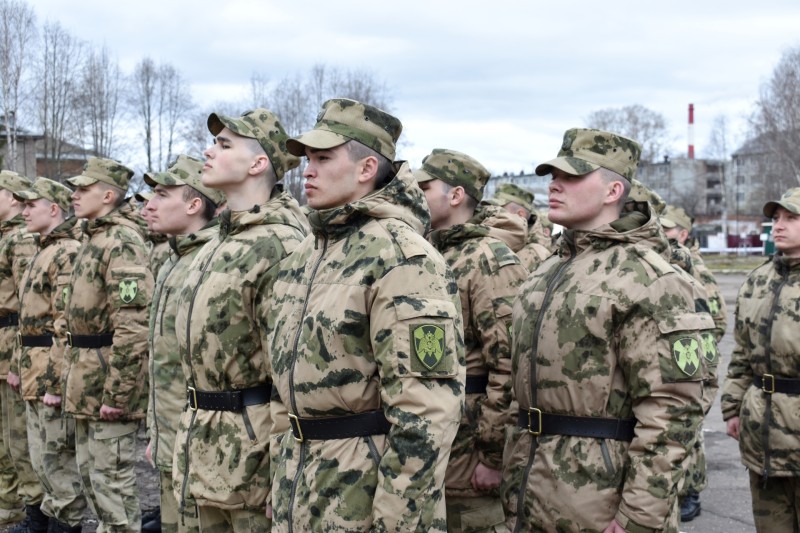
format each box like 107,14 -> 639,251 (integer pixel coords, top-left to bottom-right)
446,495 -> 508,533
75,419 -> 141,533
679,424 -> 707,496
196,505 -> 270,533
26,401 -> 87,526
748,470 -> 800,533
0,381 -> 23,524
159,470 -> 198,533
0,381 -> 42,506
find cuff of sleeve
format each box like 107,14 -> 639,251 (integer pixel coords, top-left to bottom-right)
615,511 -> 658,533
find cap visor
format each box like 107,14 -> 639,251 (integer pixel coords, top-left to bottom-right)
207,113 -> 226,136
286,130 -> 349,157
412,169 -> 436,184
659,217 -> 677,228
66,175 -> 98,187
144,172 -> 182,188
535,157 -> 600,177
12,190 -> 39,202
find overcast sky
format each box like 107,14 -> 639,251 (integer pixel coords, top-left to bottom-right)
29,0 -> 800,175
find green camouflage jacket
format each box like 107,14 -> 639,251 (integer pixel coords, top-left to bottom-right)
16,217 -> 82,400
268,162 -> 465,533
721,255 -> 800,478
147,221 -> 217,472
173,188 -> 309,512
0,214 -> 35,378
502,207 -> 715,533
429,204 -> 528,497
149,237 -> 171,279
63,202 -> 153,419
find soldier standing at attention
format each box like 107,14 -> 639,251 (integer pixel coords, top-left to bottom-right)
502,128 -> 715,532
63,157 -> 153,532
10,178 -> 86,533
489,183 -> 552,271
416,149 -> 528,532
172,109 -> 308,532
721,187 -> 800,532
267,98 -> 465,533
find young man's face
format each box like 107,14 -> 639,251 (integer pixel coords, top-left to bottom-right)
663,226 -> 689,245
71,183 -> 107,220
302,144 -> 366,210
147,184 -> 193,236
419,179 -> 452,231
772,206 -> 800,257
0,189 -> 16,221
547,169 -> 612,231
22,198 -> 54,234
202,127 -> 261,190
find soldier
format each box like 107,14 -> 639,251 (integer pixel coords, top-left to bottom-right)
142,154 -> 224,533
0,171 -> 44,532
502,128 -> 716,532
267,98 -> 465,532
721,187 -> 800,532
10,178 -> 86,533
416,149 -> 528,532
136,190 -> 171,277
172,108 -> 308,532
490,182 -> 552,269
63,157 -> 154,532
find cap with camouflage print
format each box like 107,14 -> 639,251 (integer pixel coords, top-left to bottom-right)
134,190 -> 154,203
413,148 -> 491,201
13,177 -> 73,211
490,183 -> 535,212
207,108 -> 299,181
764,187 -> 800,218
286,98 -> 402,161
627,179 -> 666,215
66,157 -> 134,191
660,204 -> 693,230
535,128 -> 641,181
144,154 -> 225,205
0,170 -> 32,193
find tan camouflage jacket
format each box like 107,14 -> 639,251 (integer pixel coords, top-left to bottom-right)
502,207 -> 716,533
149,237 -> 171,279
147,221 -> 217,472
0,214 -> 35,378
429,204 -> 528,497
15,218 -> 81,400
721,255 -> 800,478
173,188 -> 309,512
268,163 -> 465,533
63,203 -> 154,420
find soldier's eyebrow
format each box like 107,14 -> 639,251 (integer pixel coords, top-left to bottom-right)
215,135 -> 233,144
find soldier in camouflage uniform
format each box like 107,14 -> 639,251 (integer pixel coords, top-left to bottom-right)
490,183 -> 552,269
721,187 -> 800,532
416,149 -> 528,532
172,108 -> 307,532
63,157 -> 154,532
0,171 -> 43,531
502,128 -> 716,533
10,178 -> 86,533
143,155 -> 224,533
136,190 -> 171,277
267,98 -> 465,532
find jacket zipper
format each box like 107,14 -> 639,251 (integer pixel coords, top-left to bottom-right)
151,257 -> 179,465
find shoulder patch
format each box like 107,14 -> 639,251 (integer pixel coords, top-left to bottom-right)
701,332 -> 718,363
672,337 -> 700,376
411,324 -> 446,371
488,242 -> 521,268
119,279 -> 139,304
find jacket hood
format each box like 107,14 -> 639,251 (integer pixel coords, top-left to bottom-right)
85,200 -> 148,239
429,204 -> 527,252
218,185 -> 308,239
773,254 -> 800,276
170,219 -> 219,256
0,213 -> 26,236
38,217 -> 81,248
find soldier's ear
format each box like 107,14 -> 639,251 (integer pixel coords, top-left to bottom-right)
49,202 -> 59,217
357,155 -> 379,184
449,186 -> 467,207
186,197 -> 203,216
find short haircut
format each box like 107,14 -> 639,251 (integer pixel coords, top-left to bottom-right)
182,186 -> 217,222
345,140 -> 394,188
243,137 -> 278,183
598,167 -> 631,209
440,182 -> 478,212
97,181 -> 128,207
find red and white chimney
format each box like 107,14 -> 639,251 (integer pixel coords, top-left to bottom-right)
688,103 -> 695,159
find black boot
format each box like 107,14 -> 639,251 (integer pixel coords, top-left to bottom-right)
46,519 -> 81,533
9,504 -> 50,533
141,508 -> 161,533
680,490 -> 702,522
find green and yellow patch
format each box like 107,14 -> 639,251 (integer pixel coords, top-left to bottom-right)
701,332 -> 718,363
119,279 -> 139,304
411,324 -> 445,371
672,337 -> 700,377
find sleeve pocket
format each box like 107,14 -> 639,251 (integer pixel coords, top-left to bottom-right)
393,296 -> 460,379
656,312 -> 715,383
109,266 -> 149,309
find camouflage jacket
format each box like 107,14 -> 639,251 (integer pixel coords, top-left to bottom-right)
268,162 -> 465,533
515,213 -> 552,273
429,204 -> 528,497
147,221 -> 217,472
173,188 -> 309,511
149,237 -> 171,279
16,218 -> 82,400
503,207 -> 716,533
720,255 -> 800,478
63,203 -> 154,420
0,214 -> 35,378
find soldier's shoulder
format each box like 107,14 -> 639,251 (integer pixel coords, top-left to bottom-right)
379,218 -> 434,261
625,242 -> 681,281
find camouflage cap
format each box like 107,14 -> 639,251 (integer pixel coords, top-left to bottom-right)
660,204 -> 693,230
66,157 -> 134,190
207,108 -> 299,181
535,128 -> 641,181
0,170 -> 32,194
286,98 -> 402,161
134,190 -> 154,203
413,149 -> 491,201
12,177 -> 73,211
764,187 -> 800,217
490,183 -> 534,212
626,179 -> 666,215
144,154 -> 225,205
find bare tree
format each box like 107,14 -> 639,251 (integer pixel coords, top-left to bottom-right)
0,0 -> 36,171
131,57 -> 158,172
706,114 -> 732,236
77,45 -> 121,158
585,104 -> 670,163
157,64 -> 193,170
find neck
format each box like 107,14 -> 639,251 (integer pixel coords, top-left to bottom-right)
1,208 -> 22,222
41,217 -> 66,235
223,175 -> 275,211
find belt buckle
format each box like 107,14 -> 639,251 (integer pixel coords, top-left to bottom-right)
66,332 -> 73,348
187,386 -> 198,411
527,408 -> 542,436
288,413 -> 304,443
762,374 -> 776,394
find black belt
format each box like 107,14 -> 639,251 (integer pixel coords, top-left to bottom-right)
0,314 -> 18,328
187,384 -> 272,412
465,374 -> 489,394
754,374 -> 800,395
17,333 -> 53,347
66,332 -> 114,348
289,410 -> 391,442
517,409 -> 636,441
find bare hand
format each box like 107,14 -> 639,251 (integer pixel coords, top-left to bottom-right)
471,463 -> 502,491
99,404 -> 125,421
6,372 -> 20,392
266,504 -> 272,519
43,393 -> 61,407
145,441 -> 154,467
602,519 -> 626,533
726,416 -> 741,441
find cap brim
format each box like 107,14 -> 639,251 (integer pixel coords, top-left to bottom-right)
763,200 -> 800,217
207,113 -> 227,136
286,130 -> 349,157
66,175 -> 98,187
659,217 -> 678,229
134,192 -> 153,202
412,169 -> 436,184
144,172 -> 183,188
12,190 -> 40,202
535,156 -> 601,177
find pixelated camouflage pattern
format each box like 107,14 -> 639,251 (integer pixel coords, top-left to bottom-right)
502,205 -> 714,533
721,255 -> 800,478
0,214 -> 35,377
63,201 -> 153,419
268,162 -> 465,532
428,204 -> 528,498
12,177 -> 73,212
65,157 -> 134,190
535,128 -> 641,181
15,217 -> 82,399
173,186 -> 309,512
414,148 -> 491,202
